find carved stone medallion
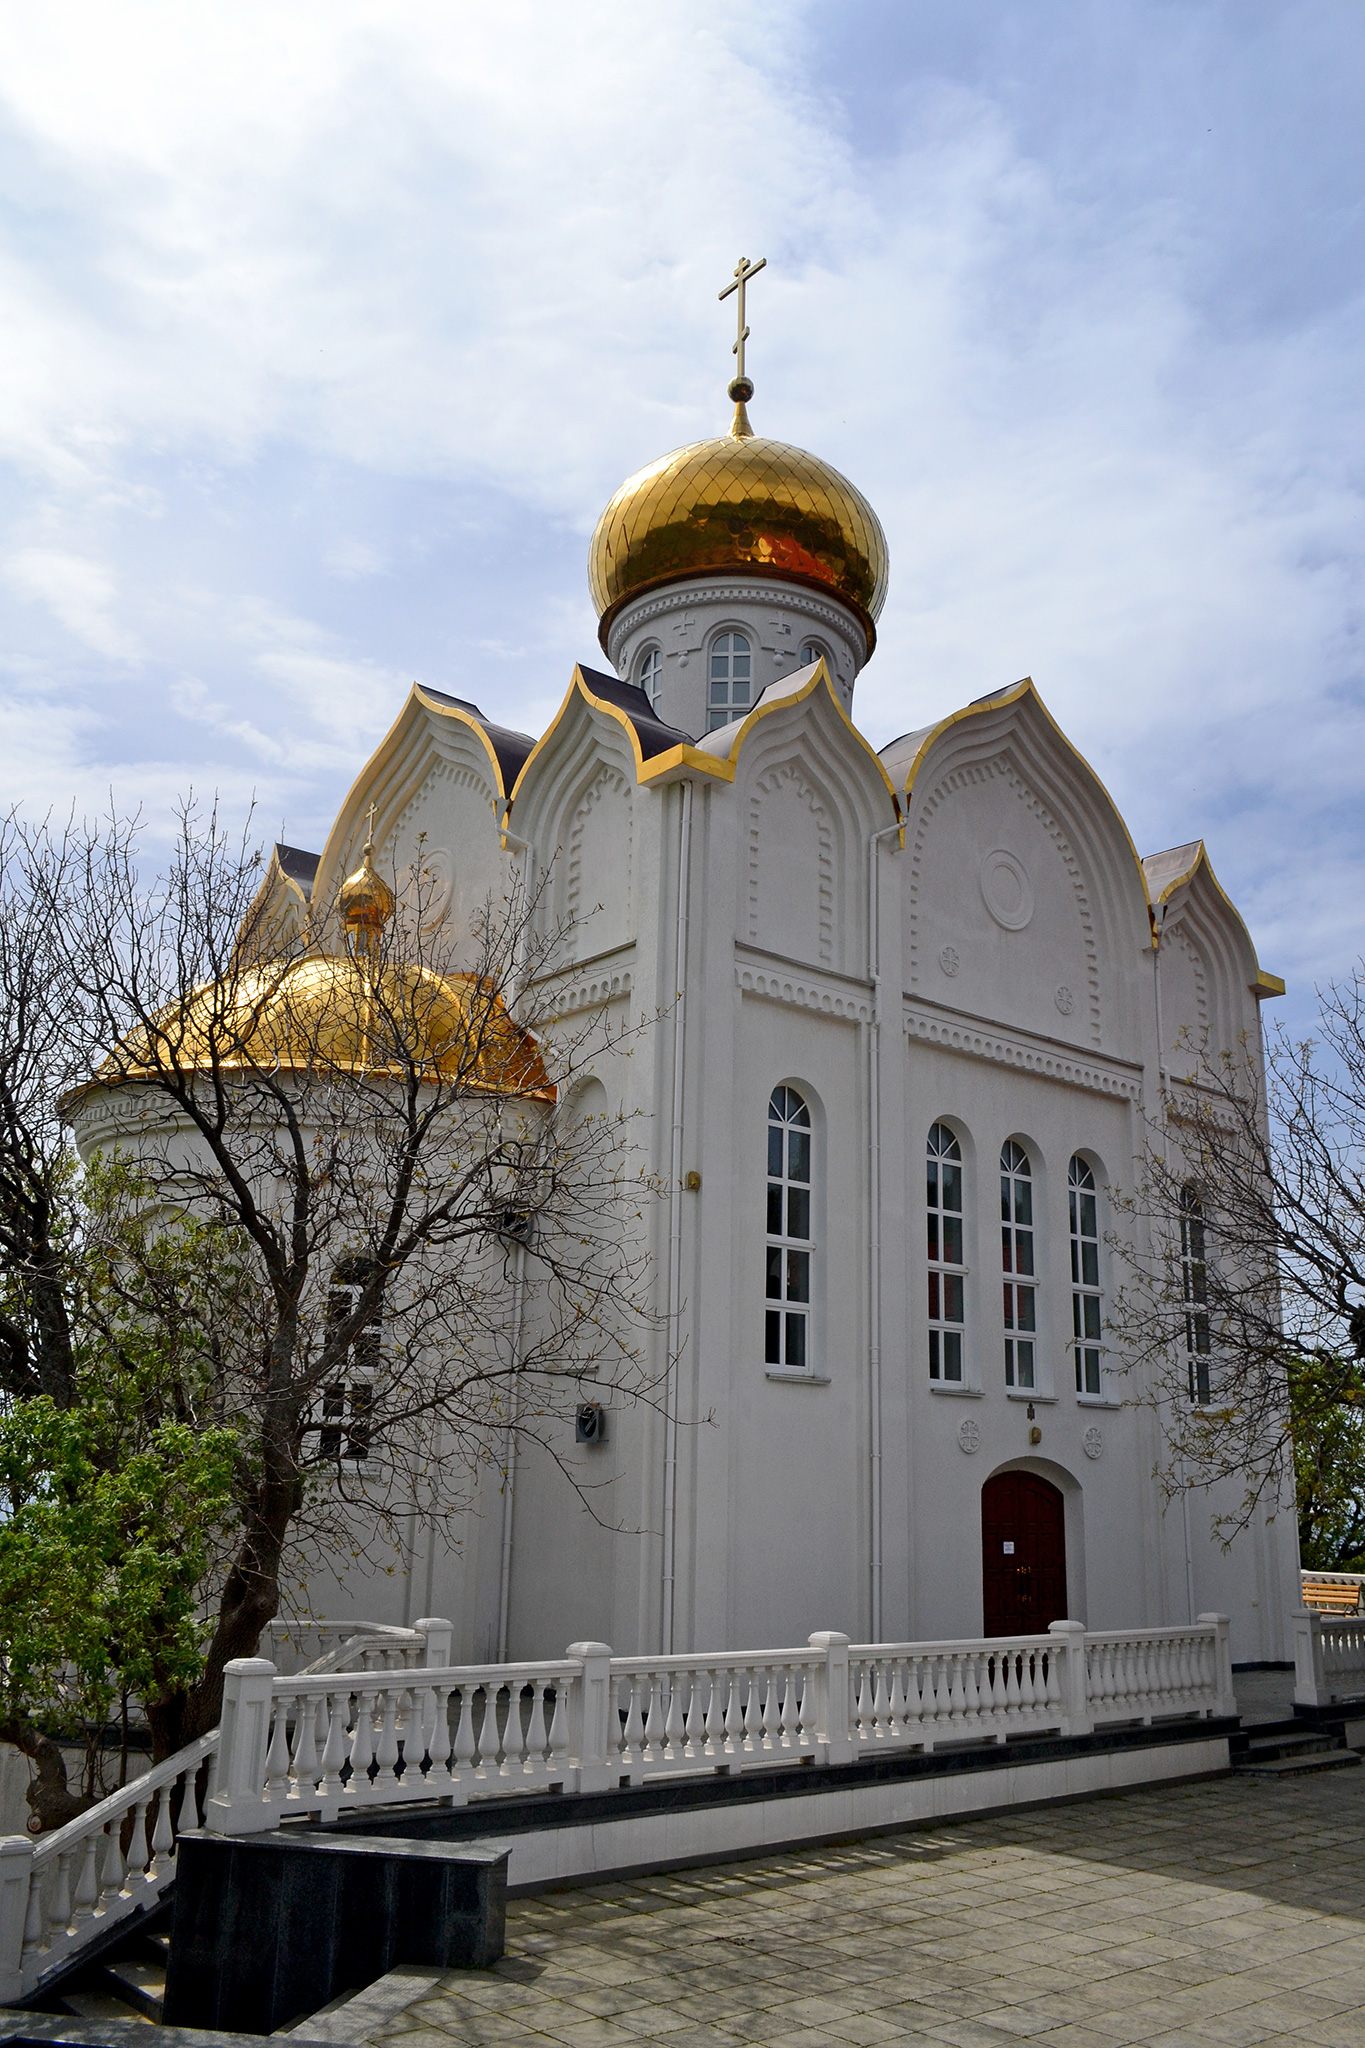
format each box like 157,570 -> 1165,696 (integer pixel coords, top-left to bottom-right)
1055,985 -> 1075,1016
939,945 -> 960,977
1083,1426 -> 1104,1461
980,848 -> 1033,931
958,1418 -> 982,1455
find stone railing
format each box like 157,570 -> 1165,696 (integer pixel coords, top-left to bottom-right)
1293,1608 -> 1365,1708
0,1613 -> 1235,2003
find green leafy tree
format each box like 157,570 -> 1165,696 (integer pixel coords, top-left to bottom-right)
1289,1356 -> 1365,1570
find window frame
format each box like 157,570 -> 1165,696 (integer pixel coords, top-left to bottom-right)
637,643 -> 663,711
927,1121 -> 968,1385
765,1084 -> 816,1376
1180,1186 -> 1212,1404
318,1264 -> 381,1465
1069,1154 -> 1104,1397
797,638 -> 828,671
1000,1139 -> 1037,1391
707,628 -> 754,731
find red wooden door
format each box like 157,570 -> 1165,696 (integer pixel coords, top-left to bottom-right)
981,1471 -> 1067,1635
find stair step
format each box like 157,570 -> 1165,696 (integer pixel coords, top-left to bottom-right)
99,1954 -> 167,2021
1243,1734 -> 1339,1762
145,1933 -> 171,1961
1235,1749 -> 1362,1777
60,1988 -> 154,2024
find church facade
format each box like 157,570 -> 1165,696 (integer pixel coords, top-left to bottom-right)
253,378 -> 1300,1669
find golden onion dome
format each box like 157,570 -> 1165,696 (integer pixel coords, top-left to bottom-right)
588,415 -> 889,651
337,825 -> 395,942
85,957 -> 554,1100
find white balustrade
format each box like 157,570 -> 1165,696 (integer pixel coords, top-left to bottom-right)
0,1611 -> 1235,2002
1294,1608 -> 1365,1707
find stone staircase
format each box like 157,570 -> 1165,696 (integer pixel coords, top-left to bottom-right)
35,1922 -> 169,2027
1230,1715 -> 1362,1778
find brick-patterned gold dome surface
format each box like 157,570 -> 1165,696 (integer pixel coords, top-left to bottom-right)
588,430 -> 889,646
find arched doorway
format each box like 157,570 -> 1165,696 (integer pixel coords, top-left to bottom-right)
981,1470 -> 1068,1635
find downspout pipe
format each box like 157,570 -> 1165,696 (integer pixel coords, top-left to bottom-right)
1152,907 -> 1195,1625
866,819 -> 903,1645
661,779 -> 694,1656
496,1237 -> 527,1662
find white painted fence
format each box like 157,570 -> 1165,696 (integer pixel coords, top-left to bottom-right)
1,1613 -> 1235,2005
1293,1608 -> 1365,1708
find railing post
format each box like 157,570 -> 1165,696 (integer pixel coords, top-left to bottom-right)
1292,1608 -> 1326,1709
1196,1612 -> 1237,1717
808,1632 -> 855,1764
0,1835 -> 35,2002
204,1658 -> 280,1835
565,1642 -> 615,1793
1047,1620 -> 1092,1735
415,1616 -> 453,1667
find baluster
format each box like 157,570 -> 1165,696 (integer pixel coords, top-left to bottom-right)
265,1698 -> 293,1803
1018,1649 -> 1039,1715
960,1652 -> 980,1729
48,1847 -> 75,1939
643,1671 -> 666,1758
20,1858 -> 44,1955
1044,1646 -> 1063,1717
1154,1634 -> 1172,1705
947,1654 -> 968,1725
853,1662 -> 872,1742
149,1785 -> 175,1878
622,1674 -> 646,1765
373,1688 -> 401,1786
703,1669 -> 726,1757
319,1689 -> 351,1794
548,1682 -> 569,1772
742,1666 -> 763,1751
453,1685 -> 478,1779
73,1832 -> 100,1920
1004,1650 -> 1023,1717
904,1655 -> 926,1735
869,1660 -> 887,1739
426,1686 -> 453,1786
664,1671 -> 686,1757
1123,1641 -> 1140,1713
781,1664 -> 801,1749
887,1657 -> 908,1737
98,1819 -> 125,1906
290,1693 -> 321,1793
723,1668 -> 746,1753
760,1669 -> 782,1750
349,1687 -> 377,1789
523,1682 -> 549,1773
683,1669 -> 706,1755
1178,1635 -> 1195,1699
125,1800 -> 150,1886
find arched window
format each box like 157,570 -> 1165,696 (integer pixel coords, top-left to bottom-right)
927,1122 -> 965,1382
1001,1141 -> 1036,1389
707,630 -> 752,731
1069,1157 -> 1102,1395
319,1260 -> 379,1461
798,640 -> 826,669
766,1086 -> 813,1372
1181,1187 -> 1211,1404
638,645 -> 662,710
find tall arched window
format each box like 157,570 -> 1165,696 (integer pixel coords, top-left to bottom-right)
1069,1157 -> 1102,1395
798,640 -> 826,669
708,631 -> 752,731
927,1122 -> 965,1382
1001,1141 -> 1036,1389
766,1086 -> 813,1372
637,645 -> 662,710
1181,1187 -> 1211,1404
319,1260 -> 379,1461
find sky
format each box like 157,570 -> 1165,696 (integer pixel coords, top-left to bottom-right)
0,0 -> 1361,1032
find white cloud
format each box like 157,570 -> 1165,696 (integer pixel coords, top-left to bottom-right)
3,546 -> 140,659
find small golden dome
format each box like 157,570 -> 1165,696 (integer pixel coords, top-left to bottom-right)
89,958 -> 554,1098
338,826 -> 395,944
588,419 -> 889,651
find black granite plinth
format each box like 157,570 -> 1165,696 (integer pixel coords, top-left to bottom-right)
161,1830 -> 507,2036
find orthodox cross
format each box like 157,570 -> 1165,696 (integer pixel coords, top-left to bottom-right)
718,254 -> 766,390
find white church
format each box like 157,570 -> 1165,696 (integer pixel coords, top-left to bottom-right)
232,290 -> 1300,1674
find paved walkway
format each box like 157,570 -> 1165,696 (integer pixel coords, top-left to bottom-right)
369,1766 -> 1365,2048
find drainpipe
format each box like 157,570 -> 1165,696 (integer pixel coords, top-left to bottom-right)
496,1237 -> 527,1663
661,780 -> 694,1655
1152,909 -> 1196,1624
866,820 -> 903,1644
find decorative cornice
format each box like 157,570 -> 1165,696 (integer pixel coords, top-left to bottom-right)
904,999 -> 1143,1100
607,578 -> 864,668
528,957 -> 635,1021
736,949 -> 872,1023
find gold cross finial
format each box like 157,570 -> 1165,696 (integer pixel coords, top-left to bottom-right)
718,255 -> 766,435
363,802 -> 377,855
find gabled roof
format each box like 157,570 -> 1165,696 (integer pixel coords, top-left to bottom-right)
1140,842 -> 1205,906
274,843 -> 320,897
415,685 -> 536,793
572,666 -> 694,762
1141,838 -> 1285,998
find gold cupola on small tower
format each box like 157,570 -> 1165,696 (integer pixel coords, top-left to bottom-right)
338,810 -> 395,955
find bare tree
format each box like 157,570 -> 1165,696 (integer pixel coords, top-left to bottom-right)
1,802 -> 660,1765
1109,965 -> 1365,1541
